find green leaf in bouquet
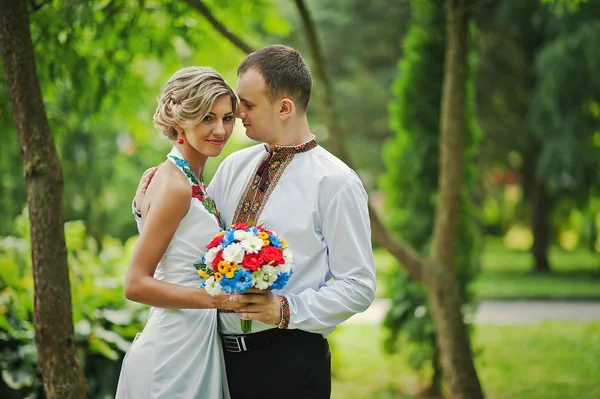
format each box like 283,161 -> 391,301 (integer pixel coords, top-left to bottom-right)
194,262 -> 214,278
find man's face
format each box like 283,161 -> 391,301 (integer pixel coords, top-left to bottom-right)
236,69 -> 278,144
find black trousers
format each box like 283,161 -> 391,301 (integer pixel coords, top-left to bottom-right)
223,329 -> 331,399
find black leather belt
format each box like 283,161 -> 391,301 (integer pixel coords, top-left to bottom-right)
222,329 -> 319,353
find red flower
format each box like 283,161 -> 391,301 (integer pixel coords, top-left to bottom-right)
211,250 -> 224,269
206,235 -> 223,250
242,252 -> 263,271
260,246 -> 285,265
234,222 -> 248,230
192,185 -> 204,200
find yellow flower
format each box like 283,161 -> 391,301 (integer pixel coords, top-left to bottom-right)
228,260 -> 237,268
218,261 -> 229,273
281,239 -> 287,247
225,271 -> 235,279
214,272 -> 223,281
198,269 -> 210,279
262,239 -> 270,246
258,232 -> 269,240
216,231 -> 225,237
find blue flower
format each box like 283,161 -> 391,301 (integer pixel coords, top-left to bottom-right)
269,235 -> 282,248
222,229 -> 236,247
247,226 -> 259,235
220,277 -> 236,294
232,269 -> 253,293
271,270 -> 292,290
199,279 -> 206,289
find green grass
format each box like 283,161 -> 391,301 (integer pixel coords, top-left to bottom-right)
470,272 -> 600,300
330,322 -> 600,399
475,238 -> 600,300
481,238 -> 600,273
374,240 -> 600,300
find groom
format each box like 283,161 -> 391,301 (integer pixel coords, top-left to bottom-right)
136,45 -> 376,399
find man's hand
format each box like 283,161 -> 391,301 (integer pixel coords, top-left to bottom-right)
235,288 -> 282,325
134,165 -> 160,211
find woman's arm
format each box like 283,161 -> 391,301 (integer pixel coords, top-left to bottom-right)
124,179 -> 241,310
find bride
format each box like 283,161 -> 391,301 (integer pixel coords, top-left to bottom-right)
115,66 -> 247,399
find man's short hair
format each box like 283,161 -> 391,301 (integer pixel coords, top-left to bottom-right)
238,44 -> 312,111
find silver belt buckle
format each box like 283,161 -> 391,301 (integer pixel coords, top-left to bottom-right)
223,335 -> 247,352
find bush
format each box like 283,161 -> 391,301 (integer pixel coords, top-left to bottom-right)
0,211 -> 146,398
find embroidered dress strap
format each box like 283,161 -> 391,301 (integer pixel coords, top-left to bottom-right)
166,147 -> 226,230
232,136 -> 318,224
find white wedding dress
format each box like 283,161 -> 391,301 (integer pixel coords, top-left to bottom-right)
115,147 -> 230,399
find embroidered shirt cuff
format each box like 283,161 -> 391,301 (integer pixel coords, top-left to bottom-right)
277,296 -> 290,329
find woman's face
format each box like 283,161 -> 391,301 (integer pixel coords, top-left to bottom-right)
182,94 -> 235,158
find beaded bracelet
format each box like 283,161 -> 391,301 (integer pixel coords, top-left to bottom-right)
277,296 -> 290,329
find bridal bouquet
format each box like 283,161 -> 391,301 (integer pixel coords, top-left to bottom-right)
195,223 -> 293,333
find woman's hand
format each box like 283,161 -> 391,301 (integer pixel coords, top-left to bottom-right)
210,293 -> 248,311
134,165 -> 160,211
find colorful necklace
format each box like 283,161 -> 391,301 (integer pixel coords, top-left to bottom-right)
168,154 -> 226,230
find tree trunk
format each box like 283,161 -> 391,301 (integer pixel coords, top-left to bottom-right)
531,174 -> 550,273
523,141 -> 551,273
429,338 -> 443,395
0,1 -> 88,398
428,1 -> 484,398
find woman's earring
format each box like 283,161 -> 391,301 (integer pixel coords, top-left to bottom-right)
177,138 -> 184,145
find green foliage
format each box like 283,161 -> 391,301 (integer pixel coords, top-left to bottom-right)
0,212 -> 146,398
0,0 -> 287,242
532,2 -> 600,192
330,322 -> 600,399
276,0 -> 411,185
474,0 -> 600,247
379,0 -> 481,381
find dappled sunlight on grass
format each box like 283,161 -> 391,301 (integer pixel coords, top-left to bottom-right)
481,238 -> 600,273
329,322 -> 600,399
474,322 -> 600,399
330,324 -> 427,399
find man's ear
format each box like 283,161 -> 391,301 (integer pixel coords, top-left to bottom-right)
279,98 -> 294,120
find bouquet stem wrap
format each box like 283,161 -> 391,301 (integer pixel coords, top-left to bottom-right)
241,318 -> 252,334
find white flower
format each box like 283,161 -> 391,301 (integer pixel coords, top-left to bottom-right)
204,245 -> 222,266
234,230 -> 253,241
240,236 -> 264,254
252,267 -> 278,290
283,248 -> 293,264
278,262 -> 292,273
204,276 -> 222,296
222,242 -> 245,264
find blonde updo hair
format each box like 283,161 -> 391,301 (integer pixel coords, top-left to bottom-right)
153,66 -> 237,140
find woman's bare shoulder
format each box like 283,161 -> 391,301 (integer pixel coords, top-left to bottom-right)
145,162 -> 192,217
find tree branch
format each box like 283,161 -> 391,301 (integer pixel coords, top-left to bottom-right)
29,0 -> 51,12
292,0 -> 424,279
183,0 -> 255,54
